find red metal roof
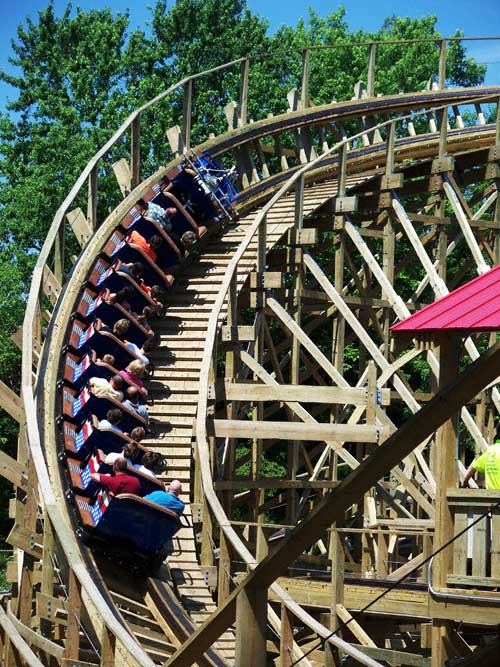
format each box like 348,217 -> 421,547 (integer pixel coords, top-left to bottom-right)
391,265 -> 500,333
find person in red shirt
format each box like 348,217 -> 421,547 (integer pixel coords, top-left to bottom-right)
127,230 -> 162,263
90,457 -> 141,496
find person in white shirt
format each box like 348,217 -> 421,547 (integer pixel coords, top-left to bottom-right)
98,408 -> 124,433
89,375 -> 124,402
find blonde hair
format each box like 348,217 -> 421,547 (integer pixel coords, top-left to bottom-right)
126,359 -> 146,378
113,318 -> 130,338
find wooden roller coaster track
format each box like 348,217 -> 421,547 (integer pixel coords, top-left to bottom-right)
1,36 -> 500,667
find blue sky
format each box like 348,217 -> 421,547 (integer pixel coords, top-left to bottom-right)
0,0 -> 499,114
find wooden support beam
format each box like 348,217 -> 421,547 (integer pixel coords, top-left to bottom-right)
87,164 -> 98,231
6,604 -> 64,661
130,114 -> 141,189
367,43 -> 376,97
0,450 -> 26,488
54,221 -> 65,283
208,419 -> 389,443
165,340 -> 500,667
300,48 -> 310,109
280,604 -> 294,667
0,381 -> 24,423
100,626 -> 116,667
42,265 -> 61,306
443,173 -> 489,274
214,479 -> 340,490
335,604 -> 376,648
66,208 -> 92,247
166,125 -> 184,156
64,569 -> 82,660
239,58 -> 250,126
438,39 -> 447,89
182,78 -> 193,152
215,382 -> 390,406
326,519 -> 344,667
235,586 -> 267,667
112,158 -> 131,198
0,605 -> 45,667
220,325 -> 256,343
431,336 -> 459,667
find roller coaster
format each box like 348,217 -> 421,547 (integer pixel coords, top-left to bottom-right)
1,36 -> 500,667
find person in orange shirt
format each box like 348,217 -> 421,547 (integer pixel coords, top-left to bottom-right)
127,231 -> 162,263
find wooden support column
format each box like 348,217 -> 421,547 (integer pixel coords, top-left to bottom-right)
87,163 -> 98,231
64,569 -> 82,660
201,350 -> 217,569
254,215 -> 267,561
239,58 -> 249,126
200,478 -> 214,570
40,513 -> 55,639
13,447 -> 38,641
438,40 -> 447,89
431,334 -> 459,667
288,175 -> 305,526
382,216 -> 395,359
280,604 -> 294,667
300,48 -> 310,109
100,626 -> 116,667
493,98 -> 500,265
182,79 -> 193,153
219,274 -> 238,601
0,381 -> 24,423
333,217 -> 345,374
367,43 -> 376,97
325,520 -> 345,667
54,222 -> 65,284
235,586 -> 267,667
130,114 -> 141,189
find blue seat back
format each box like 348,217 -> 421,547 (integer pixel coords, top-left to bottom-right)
95,496 -> 180,556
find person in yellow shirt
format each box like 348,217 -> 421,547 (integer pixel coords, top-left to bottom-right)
461,442 -> 500,490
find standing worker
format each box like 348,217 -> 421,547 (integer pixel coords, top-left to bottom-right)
461,441 -> 500,489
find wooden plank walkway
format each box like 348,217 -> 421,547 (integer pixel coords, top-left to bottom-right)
135,174 -> 368,663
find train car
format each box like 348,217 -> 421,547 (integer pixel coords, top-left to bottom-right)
176,152 -> 239,222
75,493 -> 186,571
58,156 -> 238,570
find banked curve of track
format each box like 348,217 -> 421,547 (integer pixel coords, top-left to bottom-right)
30,88 -> 499,666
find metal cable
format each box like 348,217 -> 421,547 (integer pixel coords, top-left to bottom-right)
290,498 -> 500,666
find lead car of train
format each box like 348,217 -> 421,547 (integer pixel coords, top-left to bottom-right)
55,153 -> 238,570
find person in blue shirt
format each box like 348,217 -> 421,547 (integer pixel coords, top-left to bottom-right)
144,480 -> 185,516
98,408 -> 124,433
